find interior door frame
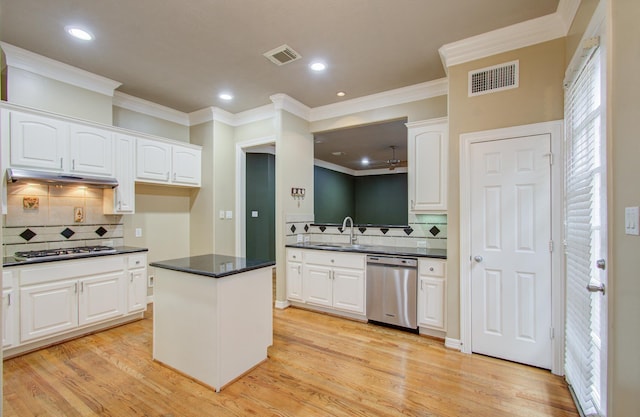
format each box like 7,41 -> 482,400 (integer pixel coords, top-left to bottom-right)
459,120 -> 564,375
235,135 -> 276,257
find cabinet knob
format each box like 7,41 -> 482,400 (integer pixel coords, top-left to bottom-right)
429,267 -> 434,272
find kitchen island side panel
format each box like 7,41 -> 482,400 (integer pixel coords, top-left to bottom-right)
153,266 -> 273,391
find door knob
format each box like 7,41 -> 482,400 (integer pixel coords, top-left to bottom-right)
473,255 -> 483,263
587,282 -> 606,295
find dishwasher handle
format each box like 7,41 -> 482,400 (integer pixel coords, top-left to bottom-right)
366,255 -> 417,268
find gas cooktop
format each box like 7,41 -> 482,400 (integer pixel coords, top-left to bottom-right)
14,246 -> 117,261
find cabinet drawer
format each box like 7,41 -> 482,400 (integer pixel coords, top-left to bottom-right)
287,249 -> 303,262
128,254 -> 147,269
304,250 -> 365,270
419,259 -> 445,277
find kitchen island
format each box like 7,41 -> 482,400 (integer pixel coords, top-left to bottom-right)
149,254 -> 274,392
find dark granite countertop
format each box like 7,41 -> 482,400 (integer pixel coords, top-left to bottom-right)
149,254 -> 275,278
286,242 -> 447,259
3,246 -> 149,267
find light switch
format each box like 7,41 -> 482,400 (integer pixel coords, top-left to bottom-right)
625,206 -> 639,235
219,210 -> 225,220
225,210 -> 233,219
251,211 -> 259,218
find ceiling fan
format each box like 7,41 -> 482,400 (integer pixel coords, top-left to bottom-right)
368,146 -> 406,170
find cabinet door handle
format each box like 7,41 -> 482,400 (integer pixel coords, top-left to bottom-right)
80,282 -> 84,293
72,159 -> 76,170
7,293 -> 10,306
130,272 -> 134,282
297,265 -> 301,274
420,280 -> 423,291
173,172 -> 176,181
75,283 -> 78,293
60,157 -> 64,169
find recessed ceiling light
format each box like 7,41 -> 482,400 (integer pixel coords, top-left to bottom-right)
361,158 -> 370,165
336,91 -> 346,97
219,93 -> 233,101
310,62 -> 326,71
331,151 -> 345,156
65,26 -> 94,41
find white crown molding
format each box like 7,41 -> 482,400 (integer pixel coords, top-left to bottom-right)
113,91 -> 189,126
234,103 -> 275,126
0,42 -> 121,96
439,0 -> 580,69
310,78 -> 448,122
270,93 -> 311,121
188,104 -> 275,127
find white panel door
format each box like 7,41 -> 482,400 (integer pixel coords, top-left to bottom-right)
136,138 -> 172,182
172,146 -> 201,186
127,269 -> 148,313
332,267 -> 365,313
10,111 -> 68,171
20,280 -> 78,342
69,124 -> 114,176
470,134 -> 552,369
78,273 -> 124,326
302,265 -> 332,307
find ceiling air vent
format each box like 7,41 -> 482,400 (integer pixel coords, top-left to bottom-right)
263,44 -> 301,66
468,60 -> 519,97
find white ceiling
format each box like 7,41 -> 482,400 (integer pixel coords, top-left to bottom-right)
0,0 -> 560,171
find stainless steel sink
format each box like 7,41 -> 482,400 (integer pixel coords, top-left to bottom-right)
312,243 -> 368,250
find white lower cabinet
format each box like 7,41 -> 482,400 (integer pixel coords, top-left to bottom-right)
6,252 -> 148,354
417,259 -> 446,330
20,272 -> 125,343
127,254 -> 148,313
296,250 -> 366,315
286,250 -> 303,302
3,270 -> 16,348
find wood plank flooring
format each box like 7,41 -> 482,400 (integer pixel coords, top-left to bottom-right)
3,305 -> 578,416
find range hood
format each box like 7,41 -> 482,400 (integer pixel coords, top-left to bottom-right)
7,168 -> 119,189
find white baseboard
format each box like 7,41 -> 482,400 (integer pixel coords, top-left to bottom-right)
274,300 -> 290,310
445,338 -> 462,351
146,295 -> 154,304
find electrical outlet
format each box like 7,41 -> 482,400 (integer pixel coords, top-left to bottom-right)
135,228 -> 142,238
148,275 -> 154,287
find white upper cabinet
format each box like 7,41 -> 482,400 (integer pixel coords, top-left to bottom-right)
136,138 -> 172,182
407,117 -> 448,212
104,133 -> 136,214
136,138 -> 201,187
69,124 -> 114,176
172,146 -> 201,186
9,110 -> 114,177
10,111 -> 68,171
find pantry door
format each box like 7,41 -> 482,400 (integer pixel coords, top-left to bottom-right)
469,134 -> 552,369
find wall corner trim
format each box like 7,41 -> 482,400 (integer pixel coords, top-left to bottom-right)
0,42 -> 122,96
439,0 -> 580,68
270,94 -> 311,121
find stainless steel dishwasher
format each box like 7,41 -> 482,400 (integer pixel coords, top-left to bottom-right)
366,255 -> 418,331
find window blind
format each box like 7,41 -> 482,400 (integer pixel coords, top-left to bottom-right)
564,41 -> 603,417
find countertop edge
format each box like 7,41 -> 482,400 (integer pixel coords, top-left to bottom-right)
149,260 -> 276,278
3,246 -> 149,267
285,243 -> 447,259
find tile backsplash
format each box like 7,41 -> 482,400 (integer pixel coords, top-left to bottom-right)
3,183 -> 123,256
285,213 -> 447,250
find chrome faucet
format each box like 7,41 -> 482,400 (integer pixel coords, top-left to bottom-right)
341,216 -> 357,244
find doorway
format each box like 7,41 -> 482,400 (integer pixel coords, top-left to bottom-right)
245,152 -> 275,261
460,121 -> 564,375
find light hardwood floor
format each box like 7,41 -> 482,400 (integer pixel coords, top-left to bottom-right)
3,305 -> 578,416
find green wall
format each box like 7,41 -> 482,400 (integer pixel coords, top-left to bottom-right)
246,153 -> 275,261
314,166 -> 354,223
354,173 -> 407,225
314,166 -> 407,225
